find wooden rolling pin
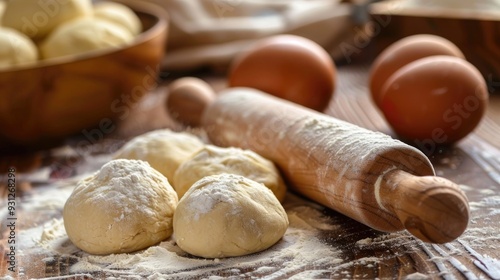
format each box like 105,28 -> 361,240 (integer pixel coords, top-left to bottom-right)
168,87 -> 470,244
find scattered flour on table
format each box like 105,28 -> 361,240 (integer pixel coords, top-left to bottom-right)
355,237 -> 373,246
467,195 -> 500,235
26,193 -> 344,278
20,181 -> 75,212
405,272 -> 431,279
14,164 -> 500,279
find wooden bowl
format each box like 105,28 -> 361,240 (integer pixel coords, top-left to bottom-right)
0,0 -> 168,151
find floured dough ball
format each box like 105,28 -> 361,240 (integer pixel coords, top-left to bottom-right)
174,174 -> 289,258
2,0 -> 92,39
0,27 -> 38,68
174,145 -> 286,201
94,1 -> 142,36
40,18 -> 134,59
114,129 -> 204,182
63,159 -> 178,255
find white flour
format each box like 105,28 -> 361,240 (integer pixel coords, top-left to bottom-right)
28,193 -> 344,279
10,158 -> 500,279
185,177 -> 236,221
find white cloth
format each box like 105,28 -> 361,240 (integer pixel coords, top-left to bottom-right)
144,0 -> 361,71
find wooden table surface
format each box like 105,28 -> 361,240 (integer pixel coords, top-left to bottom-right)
0,64 -> 499,279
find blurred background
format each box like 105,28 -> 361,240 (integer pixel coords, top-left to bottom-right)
1,0 -> 499,169
153,0 -> 500,77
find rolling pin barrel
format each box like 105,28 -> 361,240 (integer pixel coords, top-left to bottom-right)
168,87 -> 470,243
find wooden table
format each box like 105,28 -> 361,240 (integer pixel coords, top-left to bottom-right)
1,65 -> 499,279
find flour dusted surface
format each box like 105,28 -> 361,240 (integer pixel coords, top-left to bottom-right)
10,180 -> 500,279
28,192 -> 343,279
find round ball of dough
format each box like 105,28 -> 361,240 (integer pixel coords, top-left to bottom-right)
2,0 -> 92,39
174,145 -> 286,201
0,27 -> 38,68
113,129 -> 205,182
174,174 -> 289,258
63,159 -> 178,255
94,1 -> 142,36
40,18 -> 134,59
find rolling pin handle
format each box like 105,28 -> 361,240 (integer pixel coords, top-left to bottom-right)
380,170 -> 469,243
165,78 -> 216,127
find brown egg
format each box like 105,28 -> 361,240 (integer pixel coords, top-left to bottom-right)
166,77 -> 216,127
370,34 -> 465,108
380,56 -> 488,147
228,35 -> 336,112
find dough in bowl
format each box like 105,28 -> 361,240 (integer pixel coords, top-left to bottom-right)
0,27 -> 38,68
173,173 -> 289,258
40,18 -> 134,59
63,159 -> 178,255
0,2 -> 6,23
113,129 -> 205,182
2,0 -> 92,39
173,145 -> 286,201
93,1 -> 142,36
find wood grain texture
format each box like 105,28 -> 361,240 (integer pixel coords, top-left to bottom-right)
379,170 -> 469,243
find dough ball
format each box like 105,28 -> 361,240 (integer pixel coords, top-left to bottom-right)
174,174 -> 289,258
114,129 -> 205,182
94,1 -> 142,36
63,159 -> 178,255
2,0 -> 92,39
40,18 -> 134,59
0,27 -> 38,68
174,145 -> 286,201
